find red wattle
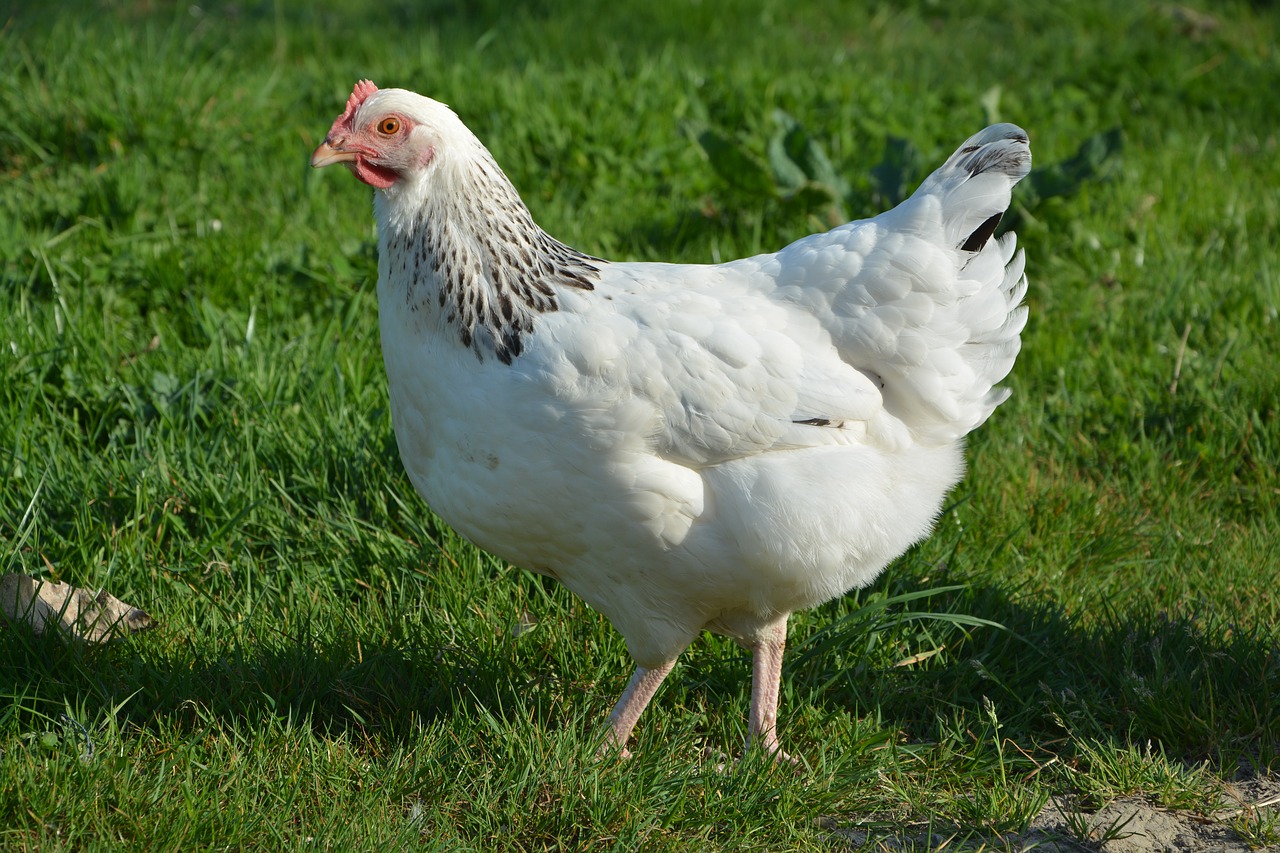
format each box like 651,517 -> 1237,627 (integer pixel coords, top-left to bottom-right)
352,157 -> 397,189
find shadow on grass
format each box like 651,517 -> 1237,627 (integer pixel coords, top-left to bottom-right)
795,575 -> 1280,773
0,603 -> 532,747
2,567 -> 1277,775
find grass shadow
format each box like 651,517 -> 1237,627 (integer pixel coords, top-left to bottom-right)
0,592 -> 552,749
781,569 -> 1280,775
2,560 -> 1276,777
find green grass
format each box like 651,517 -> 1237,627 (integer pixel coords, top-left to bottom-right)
2,0 -> 1278,849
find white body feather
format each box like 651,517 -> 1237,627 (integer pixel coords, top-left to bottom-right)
360,90 -> 1031,669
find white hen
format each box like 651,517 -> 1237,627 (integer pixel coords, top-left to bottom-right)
312,80 -> 1030,759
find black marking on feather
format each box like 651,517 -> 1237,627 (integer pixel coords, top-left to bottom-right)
961,212 -> 1003,252
394,148 -> 601,364
795,417 -> 833,427
961,141 -> 1030,178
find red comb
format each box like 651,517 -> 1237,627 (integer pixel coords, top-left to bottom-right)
338,79 -> 379,129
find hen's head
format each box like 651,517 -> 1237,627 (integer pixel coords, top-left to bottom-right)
311,80 -> 466,190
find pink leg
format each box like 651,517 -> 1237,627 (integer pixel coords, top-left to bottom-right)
600,661 -> 675,758
747,616 -> 791,760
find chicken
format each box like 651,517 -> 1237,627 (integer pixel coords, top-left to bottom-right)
311,80 -> 1030,760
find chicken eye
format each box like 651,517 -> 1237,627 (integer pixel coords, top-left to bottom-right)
377,117 -> 401,135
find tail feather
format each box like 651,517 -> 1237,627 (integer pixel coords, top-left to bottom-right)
778,124 -> 1031,445
963,232 -> 1029,429
868,126 -> 1030,442
924,126 -> 1030,435
916,123 -> 1032,252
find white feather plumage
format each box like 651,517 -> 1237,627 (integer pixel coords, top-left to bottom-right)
314,83 -> 1031,759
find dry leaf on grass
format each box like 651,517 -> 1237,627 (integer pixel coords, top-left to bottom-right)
0,574 -> 153,644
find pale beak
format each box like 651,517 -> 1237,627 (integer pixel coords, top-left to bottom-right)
311,140 -> 357,169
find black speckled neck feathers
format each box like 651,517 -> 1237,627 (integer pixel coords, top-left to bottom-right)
382,147 -> 600,365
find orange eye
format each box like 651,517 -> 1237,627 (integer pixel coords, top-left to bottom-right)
377,116 -> 401,135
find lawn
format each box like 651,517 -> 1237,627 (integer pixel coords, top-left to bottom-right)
2,0 -> 1278,849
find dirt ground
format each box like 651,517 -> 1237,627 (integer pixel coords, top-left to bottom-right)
830,776 -> 1280,851
1021,776 -> 1280,853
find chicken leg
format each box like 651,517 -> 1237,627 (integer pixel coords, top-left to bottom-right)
602,661 -> 675,757
603,616 -> 793,762
748,616 -> 791,760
